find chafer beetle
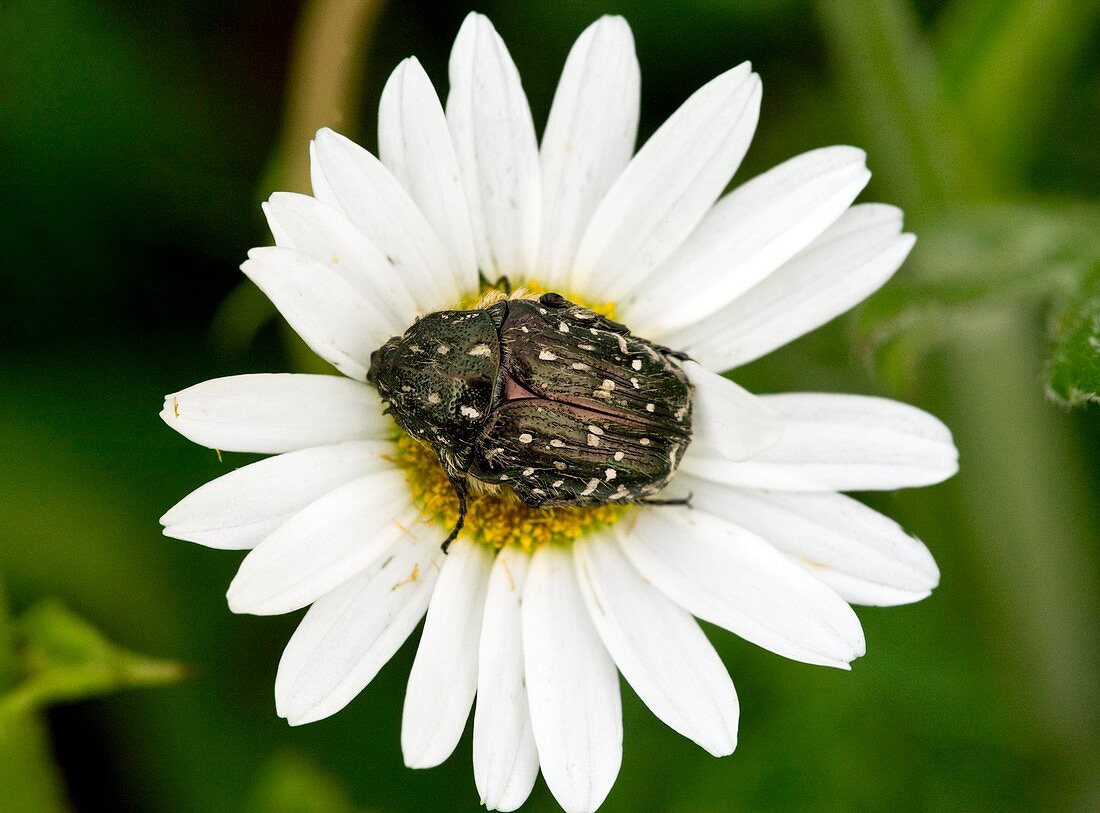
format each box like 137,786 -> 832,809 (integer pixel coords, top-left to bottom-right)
367,291 -> 693,549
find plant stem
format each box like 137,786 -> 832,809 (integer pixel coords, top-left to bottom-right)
259,0 -> 389,198
212,0 -> 388,359
943,318 -> 1100,750
0,579 -> 70,813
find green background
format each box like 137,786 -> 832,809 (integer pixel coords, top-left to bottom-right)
1,0 -> 1098,811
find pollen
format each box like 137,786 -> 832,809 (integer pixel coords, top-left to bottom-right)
463,280 -> 618,320
392,435 -> 629,552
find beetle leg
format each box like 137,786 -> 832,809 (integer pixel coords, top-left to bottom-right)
637,492 -> 693,509
441,474 -> 469,554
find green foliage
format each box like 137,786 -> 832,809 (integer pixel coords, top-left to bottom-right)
813,0 -> 980,210
1,601 -> 185,716
1047,268 -> 1100,406
0,0 -> 1098,810
854,202 -> 1100,381
817,0 -> 1100,407
936,0 -> 1100,179
244,752 -> 378,813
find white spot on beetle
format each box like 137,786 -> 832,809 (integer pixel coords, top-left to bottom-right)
640,437 -> 651,446
645,403 -> 656,412
538,350 -> 557,361
552,480 -> 564,488
553,461 -> 567,470
550,439 -> 565,448
436,344 -> 451,355
632,359 -> 642,371
401,385 -> 413,392
410,344 -> 422,353
532,488 -> 546,496
427,392 -> 441,404
630,377 -> 640,389
587,434 -> 601,447
601,379 -> 615,390
614,451 -> 625,461
460,405 -> 481,419
522,467 -> 535,476
581,478 -> 600,496
558,322 -> 569,333
468,344 -> 492,357
572,362 -> 590,371
578,343 -> 596,351
587,425 -> 604,435
519,433 -> 533,444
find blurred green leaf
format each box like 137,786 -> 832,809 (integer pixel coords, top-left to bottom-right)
813,0 -> 986,213
1047,267 -> 1100,407
244,751 -> 376,813
0,579 -> 15,688
936,0 -> 1100,180
0,584 -> 71,813
855,202 -> 1100,382
0,601 -> 186,716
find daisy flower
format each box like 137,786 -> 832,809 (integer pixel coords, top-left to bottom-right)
161,13 -> 957,813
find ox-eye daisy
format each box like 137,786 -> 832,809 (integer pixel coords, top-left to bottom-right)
161,13 -> 957,813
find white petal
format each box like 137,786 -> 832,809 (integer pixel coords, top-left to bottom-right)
402,539 -> 494,768
665,204 -> 914,371
621,508 -> 865,668
378,58 -> 479,296
262,192 -> 419,331
274,515 -> 443,725
537,16 -> 639,289
575,63 -> 761,300
681,476 -> 940,606
524,545 -> 621,813
629,147 -> 870,333
161,440 -> 392,550
241,246 -> 387,380
310,128 -> 461,311
226,470 -> 415,616
473,547 -> 540,813
683,361 -> 781,462
574,534 -> 738,756
447,13 -> 541,279
681,393 -> 958,491
161,374 -> 389,454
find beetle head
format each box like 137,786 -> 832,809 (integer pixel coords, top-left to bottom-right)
366,310 -> 502,459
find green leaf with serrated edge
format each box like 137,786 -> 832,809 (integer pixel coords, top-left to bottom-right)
0,601 -> 186,716
1047,269 -> 1100,407
244,751 -> 377,813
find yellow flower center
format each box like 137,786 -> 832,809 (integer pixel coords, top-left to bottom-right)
391,281 -> 629,551
393,435 -> 629,551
